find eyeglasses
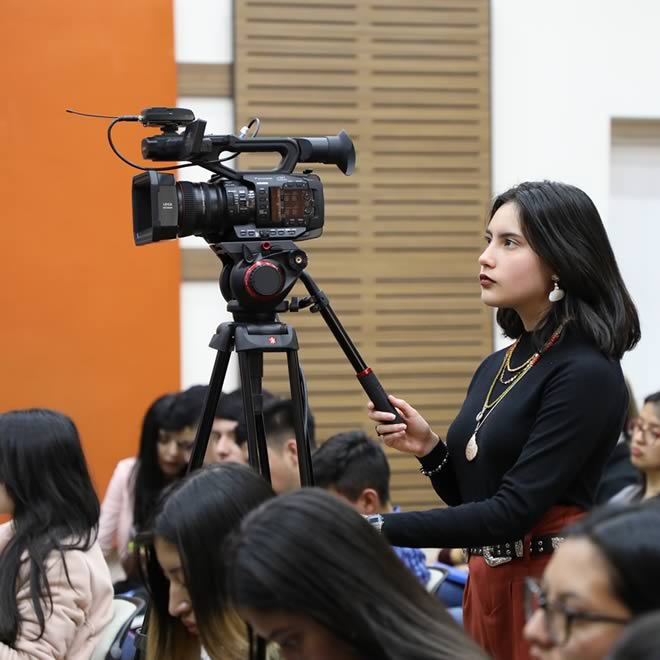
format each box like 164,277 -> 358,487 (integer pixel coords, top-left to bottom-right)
628,417 -> 660,444
524,577 -> 629,645
157,429 -> 196,452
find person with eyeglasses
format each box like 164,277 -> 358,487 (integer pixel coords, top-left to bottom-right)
98,385 -> 207,589
523,502 -> 660,660
628,391 -> 660,499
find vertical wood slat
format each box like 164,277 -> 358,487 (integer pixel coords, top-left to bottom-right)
234,0 -> 491,510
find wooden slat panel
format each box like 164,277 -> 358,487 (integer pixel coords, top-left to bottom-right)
227,0 -> 491,510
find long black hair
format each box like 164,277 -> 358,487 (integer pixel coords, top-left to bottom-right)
0,409 -> 99,645
222,488 -> 488,660
144,463 -> 275,660
566,501 -> 660,615
132,385 -> 207,532
492,181 -> 640,358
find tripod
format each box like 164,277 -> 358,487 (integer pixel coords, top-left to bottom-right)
134,241 -> 400,660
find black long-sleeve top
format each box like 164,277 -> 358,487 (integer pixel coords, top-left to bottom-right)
382,326 -> 627,549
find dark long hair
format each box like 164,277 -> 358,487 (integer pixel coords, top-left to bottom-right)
567,502 -> 660,615
0,409 -> 99,645
132,385 -> 207,532
492,181 -> 640,358
222,488 -> 487,660
607,610 -> 660,660
144,463 -> 275,660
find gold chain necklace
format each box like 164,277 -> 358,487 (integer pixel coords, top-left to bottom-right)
465,324 -> 565,462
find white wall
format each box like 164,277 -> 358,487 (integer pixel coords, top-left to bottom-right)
492,0 -> 660,404
176,0 -> 238,390
174,0 -> 660,403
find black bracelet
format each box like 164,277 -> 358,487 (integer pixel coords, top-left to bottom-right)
418,451 -> 449,477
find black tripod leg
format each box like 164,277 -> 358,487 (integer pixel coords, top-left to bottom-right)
286,348 -> 314,487
238,350 -> 272,484
134,324 -> 235,659
188,323 -> 235,472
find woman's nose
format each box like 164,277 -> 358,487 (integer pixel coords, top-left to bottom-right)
478,244 -> 494,268
523,608 -> 552,649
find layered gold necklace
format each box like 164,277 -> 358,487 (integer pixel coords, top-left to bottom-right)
465,324 -> 565,462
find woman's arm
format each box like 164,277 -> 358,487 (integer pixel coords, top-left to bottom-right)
98,458 -> 133,558
381,357 -> 626,548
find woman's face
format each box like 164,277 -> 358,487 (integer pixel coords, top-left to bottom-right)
479,202 -> 553,329
524,538 -> 631,660
240,608 -> 360,660
630,403 -> 660,473
156,427 -> 196,478
154,537 -> 198,636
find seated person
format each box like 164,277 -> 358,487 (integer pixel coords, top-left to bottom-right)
524,501 -> 660,660
235,395 -> 316,494
612,390 -> 660,503
203,388 -> 279,466
312,430 -> 431,584
143,463 -> 275,660
0,409 -> 113,657
221,488 -> 488,660
99,385 -> 207,584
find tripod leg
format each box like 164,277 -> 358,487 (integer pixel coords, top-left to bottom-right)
238,350 -> 272,483
286,349 -> 315,487
187,324 -> 235,472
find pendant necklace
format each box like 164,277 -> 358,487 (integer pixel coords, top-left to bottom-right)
465,324 -> 565,462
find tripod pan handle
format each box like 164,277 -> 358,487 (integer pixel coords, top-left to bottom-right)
357,368 -> 404,424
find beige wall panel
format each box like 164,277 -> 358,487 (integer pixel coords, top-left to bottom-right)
232,0 -> 491,510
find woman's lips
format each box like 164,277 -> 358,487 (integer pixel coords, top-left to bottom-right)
631,446 -> 643,458
479,274 -> 495,287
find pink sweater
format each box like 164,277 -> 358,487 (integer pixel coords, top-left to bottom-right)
0,522 -> 114,659
98,457 -> 137,566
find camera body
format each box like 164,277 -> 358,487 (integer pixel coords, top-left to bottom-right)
131,107 -> 354,247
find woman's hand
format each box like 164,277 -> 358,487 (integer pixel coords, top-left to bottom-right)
368,395 -> 440,458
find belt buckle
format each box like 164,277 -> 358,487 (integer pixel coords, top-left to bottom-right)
483,545 -> 512,567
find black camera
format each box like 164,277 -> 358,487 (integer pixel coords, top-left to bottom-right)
131,107 -> 356,246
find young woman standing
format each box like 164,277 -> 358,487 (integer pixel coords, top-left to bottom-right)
369,180 -> 640,660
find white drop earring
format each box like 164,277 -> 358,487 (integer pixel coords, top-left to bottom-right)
548,275 -> 565,302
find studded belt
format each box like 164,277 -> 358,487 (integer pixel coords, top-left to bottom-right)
466,534 -> 565,567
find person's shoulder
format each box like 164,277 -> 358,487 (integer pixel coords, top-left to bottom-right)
113,456 -> 138,478
0,520 -> 13,551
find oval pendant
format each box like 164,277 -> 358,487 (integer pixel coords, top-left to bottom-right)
465,433 -> 478,462
475,410 -> 484,422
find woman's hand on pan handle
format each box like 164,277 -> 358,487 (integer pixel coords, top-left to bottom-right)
368,395 -> 441,458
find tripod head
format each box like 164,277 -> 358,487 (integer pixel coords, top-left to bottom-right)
214,240 -> 310,316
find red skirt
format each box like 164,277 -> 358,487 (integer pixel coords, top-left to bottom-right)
463,506 -> 585,660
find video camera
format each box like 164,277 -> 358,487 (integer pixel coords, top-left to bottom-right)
131,107 -> 356,246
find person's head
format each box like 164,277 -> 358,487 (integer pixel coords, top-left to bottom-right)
629,391 -> 660,478
481,181 -> 640,357
145,463 -> 274,660
204,389 -> 246,465
0,409 -> 99,645
133,385 -> 208,531
236,396 -> 316,494
605,610 -> 660,660
312,431 -> 390,514
222,488 -> 487,660
524,502 -> 660,660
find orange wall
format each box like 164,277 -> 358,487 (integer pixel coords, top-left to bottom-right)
1,1 -> 180,498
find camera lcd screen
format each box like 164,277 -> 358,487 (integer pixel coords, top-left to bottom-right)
270,187 -> 306,222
